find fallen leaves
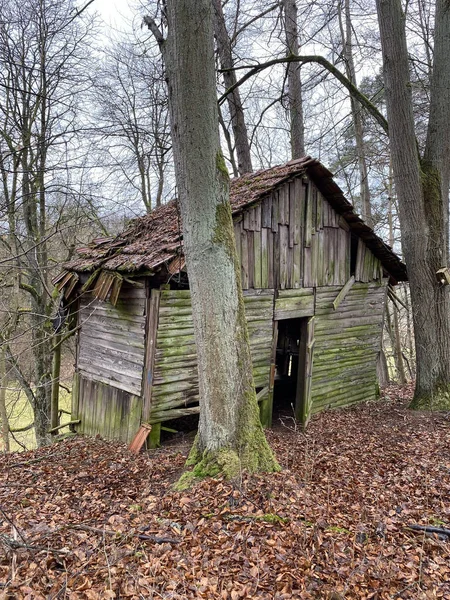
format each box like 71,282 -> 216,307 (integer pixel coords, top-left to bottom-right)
0,386 -> 449,598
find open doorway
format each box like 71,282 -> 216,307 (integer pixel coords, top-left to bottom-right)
272,318 -> 305,421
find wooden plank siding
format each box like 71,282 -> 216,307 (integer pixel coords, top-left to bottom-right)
235,179 -> 352,292
149,289 -> 274,423
78,283 -> 146,396
76,375 -> 141,443
311,281 -> 388,414
72,176 -> 391,440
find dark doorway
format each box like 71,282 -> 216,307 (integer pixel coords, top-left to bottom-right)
273,318 -> 306,421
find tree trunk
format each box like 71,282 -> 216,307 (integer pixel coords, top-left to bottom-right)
376,0 -> 450,409
376,347 -> 390,389
283,0 -> 305,158
338,0 -> 372,224
0,347 -> 10,453
404,283 -> 415,377
162,0 -> 278,485
212,0 -> 253,176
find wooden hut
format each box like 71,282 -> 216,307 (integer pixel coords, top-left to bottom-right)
54,156 -> 407,446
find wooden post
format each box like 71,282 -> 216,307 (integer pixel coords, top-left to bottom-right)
50,332 -> 62,435
260,320 -> 278,428
148,422 -> 161,449
142,288 -> 161,446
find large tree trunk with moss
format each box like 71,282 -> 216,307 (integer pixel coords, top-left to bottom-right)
161,0 -> 279,483
376,0 -> 450,408
212,0 -> 253,176
283,0 -> 305,158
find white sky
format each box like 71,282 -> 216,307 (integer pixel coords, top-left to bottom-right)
87,0 -> 137,34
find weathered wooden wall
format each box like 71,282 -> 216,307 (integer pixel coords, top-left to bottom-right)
149,289 -> 274,424
77,283 -> 146,396
233,179 -> 381,291
312,281 -> 387,413
73,374 -> 141,443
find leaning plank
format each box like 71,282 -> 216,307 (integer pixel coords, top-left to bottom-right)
142,289 -> 161,424
129,423 -> 152,454
332,276 -> 356,311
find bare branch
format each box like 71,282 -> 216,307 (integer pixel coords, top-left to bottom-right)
219,54 -> 389,135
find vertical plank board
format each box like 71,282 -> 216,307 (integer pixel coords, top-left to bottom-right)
310,231 -> 318,287
127,394 -> 142,444
304,183 -> 312,247
355,239 -> 365,281
268,230 -> 274,288
316,191 -> 323,230
282,183 -> 290,225
288,182 -> 295,248
303,246 -> 312,287
274,229 -> 280,289
338,228 -> 349,284
249,207 -> 256,231
278,187 -> 286,224
271,192 -> 279,233
247,230 -> 255,288
260,320 -> 278,429
261,227 -> 269,288
293,239 -> 302,287
253,230 -> 262,288
329,228 -> 337,285
311,187 -> 318,234
241,229 -> 249,289
262,196 -> 272,228
373,256 -> 380,281
234,221 -> 242,267
142,289 -> 161,424
243,209 -> 250,230
322,199 -> 330,227
318,230 -> 325,286
254,203 -> 261,232
286,244 -> 293,288
293,179 -> 302,245
279,225 -> 289,289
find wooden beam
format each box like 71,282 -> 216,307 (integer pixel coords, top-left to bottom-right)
332,275 -> 355,311
142,288 -> 161,424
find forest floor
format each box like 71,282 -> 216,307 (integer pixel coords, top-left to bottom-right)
0,385 -> 449,600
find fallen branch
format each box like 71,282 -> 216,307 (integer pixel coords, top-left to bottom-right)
407,524 -> 450,537
0,533 -> 70,555
69,524 -> 179,544
48,420 -> 80,434
9,453 -> 57,468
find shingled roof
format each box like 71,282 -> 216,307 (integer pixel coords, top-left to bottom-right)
61,156 -> 407,284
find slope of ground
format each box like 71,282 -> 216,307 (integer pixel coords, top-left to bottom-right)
0,386 -> 449,599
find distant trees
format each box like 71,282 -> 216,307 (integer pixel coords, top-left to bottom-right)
0,0 -> 95,445
93,40 -> 172,212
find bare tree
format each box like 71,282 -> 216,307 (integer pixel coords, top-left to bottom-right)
337,0 -> 372,224
283,0 -> 305,158
213,0 -> 253,176
93,40 -> 172,212
0,0 -> 95,445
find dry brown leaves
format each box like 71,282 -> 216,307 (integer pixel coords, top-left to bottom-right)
0,385 -> 449,599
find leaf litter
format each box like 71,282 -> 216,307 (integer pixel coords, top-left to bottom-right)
0,385 -> 449,599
